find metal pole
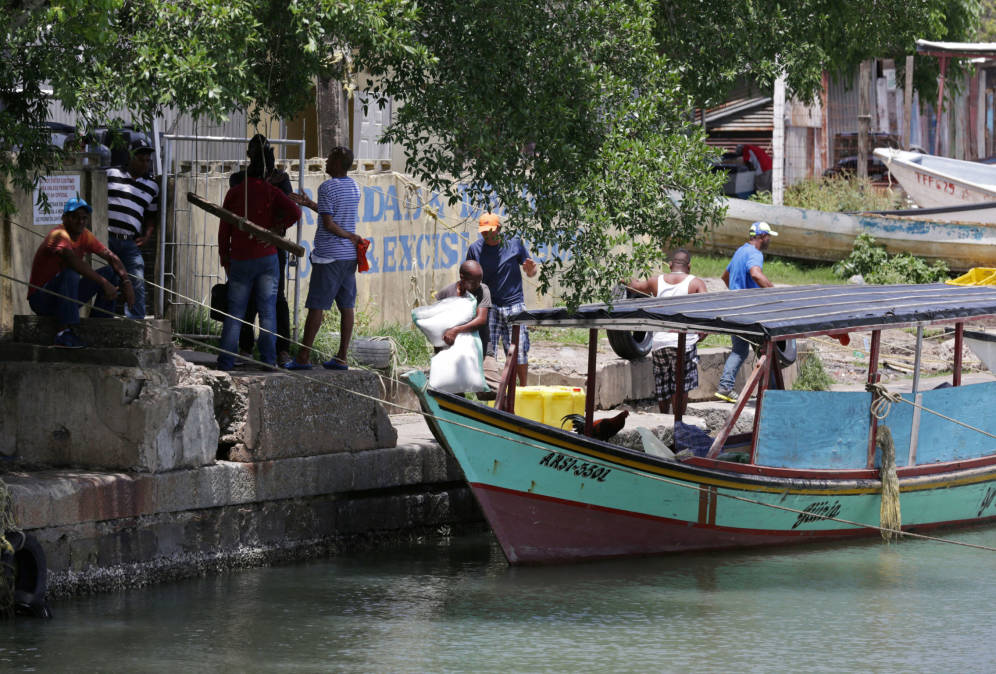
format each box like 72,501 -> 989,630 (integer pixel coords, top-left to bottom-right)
911,324 -> 923,396
293,138 -> 305,343
584,329 -> 598,436
158,136 -> 171,317
954,322 -> 964,386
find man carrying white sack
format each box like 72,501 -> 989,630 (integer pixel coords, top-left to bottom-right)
434,260 -> 499,399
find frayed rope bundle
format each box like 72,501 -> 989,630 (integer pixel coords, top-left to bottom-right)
876,425 -> 902,542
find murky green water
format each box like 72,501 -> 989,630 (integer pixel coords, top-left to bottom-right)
3,528 -> 996,672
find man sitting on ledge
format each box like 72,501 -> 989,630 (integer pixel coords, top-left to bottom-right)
27,197 -> 134,348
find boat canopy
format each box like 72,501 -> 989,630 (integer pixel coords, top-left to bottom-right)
510,284 -> 996,339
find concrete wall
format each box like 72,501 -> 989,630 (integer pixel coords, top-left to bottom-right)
0,164 -> 108,334
170,166 -> 565,331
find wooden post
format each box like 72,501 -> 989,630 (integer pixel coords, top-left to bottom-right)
495,326 -> 520,413
748,342 -> 774,464
707,353 -> 769,459
866,329 -> 882,467
935,56 -> 948,156
858,60 -> 871,180
675,332 -> 686,423
953,322 -> 964,386
772,74 -> 786,205
821,71 -> 830,172
584,328 -> 598,436
904,55 -> 914,150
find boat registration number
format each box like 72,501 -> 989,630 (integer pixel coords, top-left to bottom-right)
538,452 -> 611,482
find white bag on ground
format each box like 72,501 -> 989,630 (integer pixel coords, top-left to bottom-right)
429,333 -> 488,393
412,296 -> 477,347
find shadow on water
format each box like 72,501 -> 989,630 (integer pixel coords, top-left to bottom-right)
3,527 -> 996,672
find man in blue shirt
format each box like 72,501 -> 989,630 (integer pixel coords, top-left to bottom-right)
715,221 -> 776,403
466,213 -> 538,385
284,146 -> 362,370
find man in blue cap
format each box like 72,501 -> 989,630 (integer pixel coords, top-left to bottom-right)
27,197 -> 134,347
714,221 -> 776,403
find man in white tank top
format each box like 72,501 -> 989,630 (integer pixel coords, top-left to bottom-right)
626,250 -> 707,415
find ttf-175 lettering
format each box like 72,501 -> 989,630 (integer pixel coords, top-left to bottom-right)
538,451 -> 610,482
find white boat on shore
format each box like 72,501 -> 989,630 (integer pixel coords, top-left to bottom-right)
693,195 -> 996,271
873,148 -> 996,221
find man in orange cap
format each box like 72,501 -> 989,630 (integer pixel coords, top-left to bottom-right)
466,212 -> 537,385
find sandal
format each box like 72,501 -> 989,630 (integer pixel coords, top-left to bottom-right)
322,358 -> 348,370
282,360 -> 313,370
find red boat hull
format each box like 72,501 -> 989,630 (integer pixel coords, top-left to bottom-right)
472,482 -> 868,564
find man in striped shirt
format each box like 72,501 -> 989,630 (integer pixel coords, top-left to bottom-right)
284,146 -> 362,370
105,136 -> 159,319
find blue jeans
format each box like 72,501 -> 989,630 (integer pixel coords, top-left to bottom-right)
107,237 -> 145,319
719,335 -> 751,391
29,266 -> 118,326
218,255 -> 279,368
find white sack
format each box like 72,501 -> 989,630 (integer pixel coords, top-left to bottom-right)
429,333 -> 488,393
412,296 -> 477,347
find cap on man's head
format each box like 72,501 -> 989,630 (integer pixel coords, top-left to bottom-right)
130,136 -> 154,154
479,213 -> 501,232
749,221 -> 777,237
63,197 -> 92,214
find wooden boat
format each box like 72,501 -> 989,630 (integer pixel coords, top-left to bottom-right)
406,284 -> 996,564
873,148 -> 996,217
698,194 -> 996,271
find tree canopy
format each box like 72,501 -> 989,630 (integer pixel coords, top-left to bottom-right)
1,0 -> 982,306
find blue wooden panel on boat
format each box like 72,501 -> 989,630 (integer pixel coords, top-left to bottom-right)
914,381 -> 996,464
877,395 -> 915,468
755,391 -> 872,469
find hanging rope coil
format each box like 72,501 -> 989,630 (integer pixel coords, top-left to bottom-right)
867,381 -> 902,420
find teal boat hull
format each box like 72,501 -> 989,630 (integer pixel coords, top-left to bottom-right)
406,372 -> 996,564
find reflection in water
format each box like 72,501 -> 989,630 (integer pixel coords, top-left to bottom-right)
2,529 -> 996,672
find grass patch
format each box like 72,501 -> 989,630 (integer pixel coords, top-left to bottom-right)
698,333 -> 732,348
308,302 -> 433,368
529,326 -> 591,345
689,254 -> 842,285
751,175 -> 902,212
792,353 -> 835,391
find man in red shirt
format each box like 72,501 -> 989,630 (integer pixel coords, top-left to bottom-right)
737,144 -> 773,193
216,145 -> 301,370
28,197 -> 134,348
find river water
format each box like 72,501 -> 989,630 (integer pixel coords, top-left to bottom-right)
3,528 -> 996,673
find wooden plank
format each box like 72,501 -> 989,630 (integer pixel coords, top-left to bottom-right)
187,192 -> 306,258
584,329 -> 598,436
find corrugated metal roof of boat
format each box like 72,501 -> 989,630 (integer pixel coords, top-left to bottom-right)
510,283 -> 996,339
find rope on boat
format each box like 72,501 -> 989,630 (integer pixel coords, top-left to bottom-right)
876,425 -> 901,542
5,267 -> 996,555
867,382 -> 996,440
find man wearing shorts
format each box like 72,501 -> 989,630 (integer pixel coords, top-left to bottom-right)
285,146 -> 361,370
626,249 -> 707,415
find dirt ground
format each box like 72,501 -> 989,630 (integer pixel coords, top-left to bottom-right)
519,276 -> 988,387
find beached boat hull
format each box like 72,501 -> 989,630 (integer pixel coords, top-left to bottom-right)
699,196 -> 996,271
407,372 -> 996,564
874,148 -> 996,214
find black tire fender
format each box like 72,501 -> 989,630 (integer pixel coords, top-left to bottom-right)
607,283 -> 654,361
775,339 -> 797,367
607,330 -> 654,361
9,532 -> 51,619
